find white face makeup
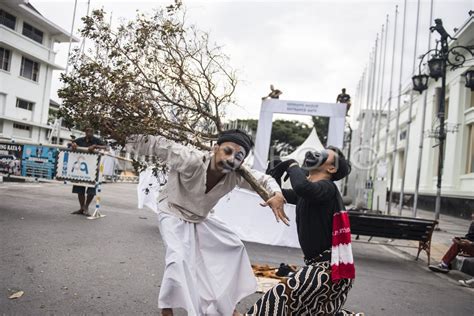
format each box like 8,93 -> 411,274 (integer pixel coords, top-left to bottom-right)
218,144 -> 246,173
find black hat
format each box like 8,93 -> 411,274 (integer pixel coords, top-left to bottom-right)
217,129 -> 254,157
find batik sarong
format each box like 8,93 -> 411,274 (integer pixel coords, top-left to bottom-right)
247,261 -> 354,316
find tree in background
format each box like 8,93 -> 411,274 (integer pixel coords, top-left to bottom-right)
311,116 -> 329,146
58,1 -> 236,149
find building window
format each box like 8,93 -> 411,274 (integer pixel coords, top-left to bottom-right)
399,129 -> 407,141
20,57 -> 40,81
48,109 -> 57,125
398,149 -> 405,179
0,9 -> 16,30
16,98 -> 34,111
13,123 -> 31,131
470,90 -> 474,109
466,124 -> 474,174
22,22 -> 43,44
0,47 -> 11,71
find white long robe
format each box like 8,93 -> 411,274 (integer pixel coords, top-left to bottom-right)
129,136 -> 281,315
158,212 -> 257,316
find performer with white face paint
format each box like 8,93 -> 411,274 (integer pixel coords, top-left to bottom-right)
247,147 -> 355,315
127,129 -> 288,316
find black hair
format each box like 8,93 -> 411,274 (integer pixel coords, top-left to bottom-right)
327,146 -> 351,181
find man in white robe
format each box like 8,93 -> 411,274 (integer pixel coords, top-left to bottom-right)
128,129 -> 288,316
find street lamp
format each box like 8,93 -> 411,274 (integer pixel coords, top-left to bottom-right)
427,57 -> 444,80
411,18 -> 474,221
412,74 -> 429,93
463,70 -> 474,90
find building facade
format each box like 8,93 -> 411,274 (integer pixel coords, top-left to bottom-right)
349,16 -> 474,217
0,0 -> 78,144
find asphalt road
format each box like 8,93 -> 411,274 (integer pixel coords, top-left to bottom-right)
1,182 -> 473,315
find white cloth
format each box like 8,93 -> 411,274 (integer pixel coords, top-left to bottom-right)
101,149 -> 117,176
137,168 -> 160,213
214,188 -> 300,248
157,211 -> 257,316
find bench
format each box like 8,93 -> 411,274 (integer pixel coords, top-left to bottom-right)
348,211 -> 438,265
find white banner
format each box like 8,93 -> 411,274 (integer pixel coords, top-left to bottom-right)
214,187 -> 300,248
56,151 -> 99,183
137,168 -> 160,213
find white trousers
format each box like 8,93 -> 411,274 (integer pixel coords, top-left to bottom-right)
157,211 -> 257,316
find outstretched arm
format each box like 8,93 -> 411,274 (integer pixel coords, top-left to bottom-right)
126,135 -> 201,176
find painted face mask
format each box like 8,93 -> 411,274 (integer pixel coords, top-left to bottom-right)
302,149 -> 329,170
220,148 -> 246,173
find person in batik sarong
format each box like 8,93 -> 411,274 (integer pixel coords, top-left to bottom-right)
247,146 -> 356,316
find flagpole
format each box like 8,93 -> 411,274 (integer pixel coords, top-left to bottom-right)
370,35 -> 379,113
371,24 -> 386,179
383,5 -> 399,214
375,15 -> 389,180
388,0 -> 408,216
413,0 -> 435,216
398,0 -> 421,214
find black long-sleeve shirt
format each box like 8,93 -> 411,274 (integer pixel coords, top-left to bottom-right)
282,165 -> 340,260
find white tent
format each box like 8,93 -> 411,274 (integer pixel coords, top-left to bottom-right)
280,128 -> 324,164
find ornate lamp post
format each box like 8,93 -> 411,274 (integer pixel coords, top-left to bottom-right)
412,19 -> 474,221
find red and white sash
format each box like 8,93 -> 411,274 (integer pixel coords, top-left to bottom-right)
331,210 -> 355,281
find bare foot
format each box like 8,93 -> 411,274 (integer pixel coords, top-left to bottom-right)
233,309 -> 242,316
161,308 -> 173,316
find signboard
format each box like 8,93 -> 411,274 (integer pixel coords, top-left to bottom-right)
21,145 -> 57,179
0,143 -> 23,176
56,151 -> 99,183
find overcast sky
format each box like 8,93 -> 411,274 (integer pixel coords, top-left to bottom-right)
32,0 -> 473,124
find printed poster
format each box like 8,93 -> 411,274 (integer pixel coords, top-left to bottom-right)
0,143 -> 23,176
56,151 -> 99,183
21,145 -> 57,179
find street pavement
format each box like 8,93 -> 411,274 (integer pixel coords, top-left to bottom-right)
1,182 -> 473,315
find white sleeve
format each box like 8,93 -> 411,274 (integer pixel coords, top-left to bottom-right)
126,135 -> 201,175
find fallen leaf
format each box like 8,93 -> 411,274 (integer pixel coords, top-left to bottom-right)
9,291 -> 24,299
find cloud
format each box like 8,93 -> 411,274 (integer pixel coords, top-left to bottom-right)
32,0 -> 473,122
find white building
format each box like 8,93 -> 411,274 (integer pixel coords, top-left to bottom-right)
0,0 -> 78,144
349,16 -> 474,217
